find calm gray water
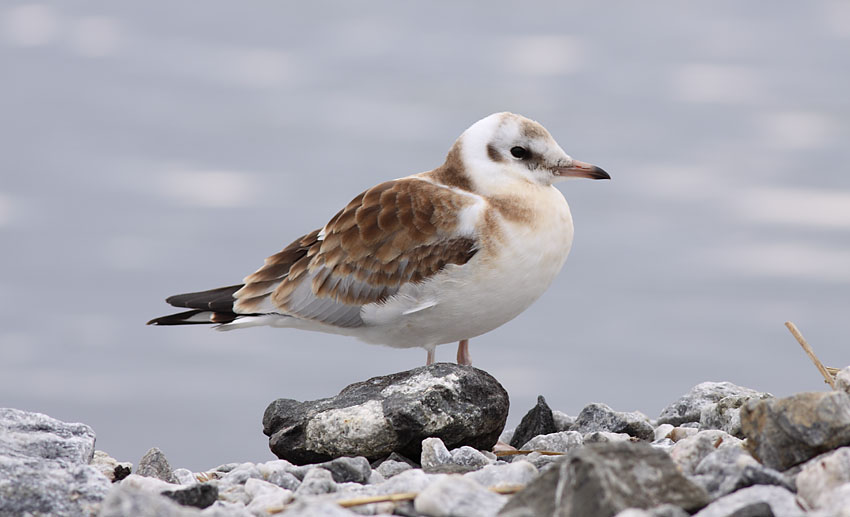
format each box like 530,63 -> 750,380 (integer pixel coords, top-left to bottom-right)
2,1 -> 849,470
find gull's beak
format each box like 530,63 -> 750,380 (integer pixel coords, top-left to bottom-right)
555,159 -> 611,180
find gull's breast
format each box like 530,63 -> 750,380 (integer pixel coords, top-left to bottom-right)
357,186 -> 574,347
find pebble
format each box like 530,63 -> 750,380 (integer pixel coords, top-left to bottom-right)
367,469 -> 385,485
374,467 -> 442,494
809,484 -> 850,517
670,430 -> 742,475
795,446 -> 850,509
98,485 -> 206,517
669,426 -> 699,442
522,451 -> 564,470
374,458 -> 413,479
571,402 -> 655,441
690,445 -> 793,499
414,475 -> 507,517
421,436 -> 453,468
614,506 -> 690,517
244,478 -> 293,515
552,410 -> 575,432
699,393 -> 771,438
450,445 -> 494,469
137,447 -> 178,484
316,456 -> 372,484
658,382 -> 771,427
91,450 -> 133,483
501,441 -> 708,517
519,430 -> 583,452
583,431 -> 633,444
654,423 -> 675,441
172,468 -> 196,486
295,467 -> 338,496
691,485 -> 804,517
835,366 -> 850,395
268,469 -> 301,491
464,459 -> 537,489
222,462 -> 263,485
650,438 -> 676,455
741,391 -> 850,470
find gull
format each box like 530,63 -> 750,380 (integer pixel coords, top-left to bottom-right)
148,112 -> 609,365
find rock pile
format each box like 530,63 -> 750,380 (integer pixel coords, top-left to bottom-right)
5,365 -> 850,516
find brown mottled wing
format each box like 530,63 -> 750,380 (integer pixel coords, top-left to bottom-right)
233,178 -> 479,327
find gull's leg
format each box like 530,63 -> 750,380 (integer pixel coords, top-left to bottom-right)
456,339 -> 472,366
426,345 -> 436,366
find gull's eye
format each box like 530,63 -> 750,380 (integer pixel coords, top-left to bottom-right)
510,146 -> 529,159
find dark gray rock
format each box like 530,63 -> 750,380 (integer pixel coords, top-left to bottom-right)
0,408 -> 111,517
690,446 -> 794,500
659,382 -> 769,426
161,483 -> 218,509
571,403 -> 655,441
316,456 -> 372,484
263,363 -> 509,464
740,391 -> 850,470
136,447 -> 177,483
510,395 -> 557,448
499,441 -> 709,517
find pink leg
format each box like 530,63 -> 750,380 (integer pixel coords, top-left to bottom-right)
456,339 -> 472,366
426,347 -> 436,366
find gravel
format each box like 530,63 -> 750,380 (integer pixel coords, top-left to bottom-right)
6,372 -> 850,516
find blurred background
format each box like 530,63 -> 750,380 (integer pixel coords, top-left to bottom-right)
2,1 -> 849,470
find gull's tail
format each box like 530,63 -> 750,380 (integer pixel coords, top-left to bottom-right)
146,284 -> 244,326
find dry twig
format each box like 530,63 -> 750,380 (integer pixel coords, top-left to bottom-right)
266,484 -> 526,514
785,321 -> 836,389
494,449 -> 565,457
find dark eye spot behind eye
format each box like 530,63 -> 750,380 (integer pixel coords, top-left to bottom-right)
510,146 -> 529,159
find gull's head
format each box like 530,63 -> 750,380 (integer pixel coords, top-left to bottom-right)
452,112 -> 609,194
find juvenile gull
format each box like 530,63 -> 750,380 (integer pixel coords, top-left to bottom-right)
148,112 -> 609,365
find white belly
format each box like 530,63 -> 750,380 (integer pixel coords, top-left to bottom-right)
357,189 -> 574,348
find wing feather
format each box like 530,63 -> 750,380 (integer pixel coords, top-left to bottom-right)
233,178 -> 481,327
